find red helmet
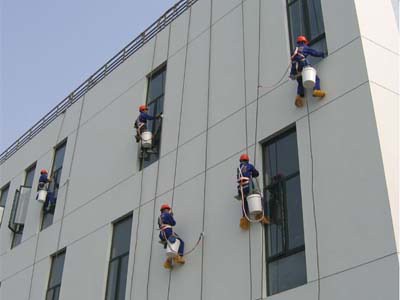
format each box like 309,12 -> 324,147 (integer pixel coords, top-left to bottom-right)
296,35 -> 309,44
40,169 -> 48,174
240,154 -> 249,162
160,204 -> 171,211
139,104 -> 148,112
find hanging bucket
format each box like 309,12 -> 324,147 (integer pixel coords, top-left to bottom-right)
166,239 -> 180,258
37,190 -> 47,203
0,206 -> 4,224
302,66 -> 317,89
141,131 -> 152,149
246,193 -> 263,217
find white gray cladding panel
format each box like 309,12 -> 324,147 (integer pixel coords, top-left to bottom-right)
0,1 -> 398,299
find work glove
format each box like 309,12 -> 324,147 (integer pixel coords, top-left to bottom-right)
156,113 -> 163,119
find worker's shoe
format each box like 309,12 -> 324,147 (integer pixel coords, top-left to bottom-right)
173,255 -> 185,265
312,89 -> 326,98
240,217 -> 250,230
259,215 -> 270,225
164,258 -> 173,269
295,95 -> 304,108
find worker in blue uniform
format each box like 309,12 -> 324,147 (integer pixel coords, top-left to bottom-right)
37,169 -> 56,212
134,104 -> 162,143
236,154 -> 270,230
158,204 -> 185,269
290,35 -> 326,108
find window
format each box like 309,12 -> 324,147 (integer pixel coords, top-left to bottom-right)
42,141 -> 67,230
105,215 -> 133,300
46,251 -> 66,300
11,164 -> 36,248
141,65 -> 166,169
0,184 -> 10,226
263,127 -> 307,295
287,0 -> 327,62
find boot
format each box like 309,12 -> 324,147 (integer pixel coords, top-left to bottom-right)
240,217 -> 250,230
312,89 -> 326,98
259,215 -> 270,225
295,95 -> 304,108
173,255 -> 185,265
164,258 -> 173,269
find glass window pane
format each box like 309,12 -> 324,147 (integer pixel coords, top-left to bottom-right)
53,143 -> 66,171
268,251 -> 307,295
288,0 -> 306,49
117,255 -> 129,300
46,289 -> 54,300
285,176 -> 305,249
12,232 -> 23,248
265,144 -> 277,178
106,260 -> 119,300
276,131 -> 299,176
53,287 -> 60,300
148,71 -> 164,101
0,186 -> 9,207
307,0 -> 325,40
25,166 -> 36,187
307,38 -> 327,65
111,217 -> 133,258
42,213 -> 54,230
49,253 -> 65,288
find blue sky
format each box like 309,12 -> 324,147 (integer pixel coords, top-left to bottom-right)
1,0 -> 176,152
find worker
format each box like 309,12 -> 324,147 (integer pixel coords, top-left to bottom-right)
236,154 -> 270,230
38,169 -> 51,190
134,104 -> 162,143
158,204 -> 185,269
290,35 -> 326,108
37,169 -> 55,212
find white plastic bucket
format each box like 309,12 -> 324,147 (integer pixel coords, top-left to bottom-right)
247,193 -> 263,217
141,131 -> 152,149
302,66 -> 317,88
0,206 -> 4,224
166,239 -> 180,258
37,190 -> 47,203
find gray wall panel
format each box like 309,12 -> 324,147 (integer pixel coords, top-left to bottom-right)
179,31 -> 210,145
310,84 -> 397,278
175,133 -> 206,186
161,48 -> 187,156
168,174 -> 204,300
60,226 -> 110,300
189,0 -> 211,42
212,0 -> 241,24
209,6 -> 245,126
168,11 -> 190,57
0,266 -> 32,300
203,155 -> 250,300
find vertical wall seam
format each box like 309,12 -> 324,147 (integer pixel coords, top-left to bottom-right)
256,0 -> 265,298
200,1 -> 213,299
167,4 -> 193,300
129,34 -> 159,300
145,15 -> 175,298
305,95 -> 321,300
27,104 -> 68,300
240,1 -> 253,299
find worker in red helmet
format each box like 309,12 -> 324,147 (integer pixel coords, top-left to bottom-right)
37,169 -> 55,211
134,104 -> 162,143
236,154 -> 270,230
38,169 -> 51,190
290,35 -> 326,108
158,203 -> 185,269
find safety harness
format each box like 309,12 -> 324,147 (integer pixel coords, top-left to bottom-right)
291,46 -> 307,75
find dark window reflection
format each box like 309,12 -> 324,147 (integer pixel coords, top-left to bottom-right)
287,0 -> 327,56
46,251 -> 66,300
142,65 -> 166,169
263,127 -> 307,295
106,215 -> 133,300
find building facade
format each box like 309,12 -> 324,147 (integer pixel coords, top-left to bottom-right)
0,0 -> 398,299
